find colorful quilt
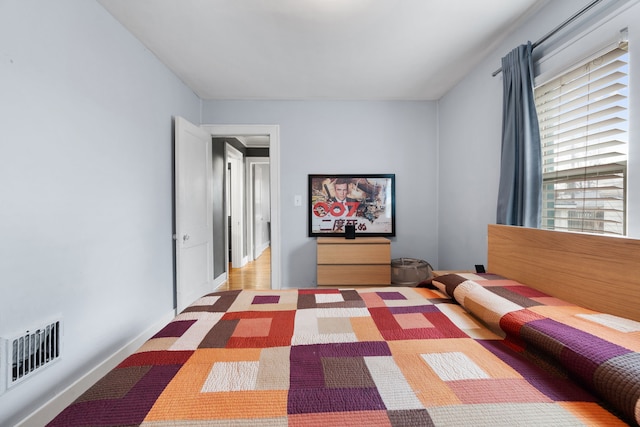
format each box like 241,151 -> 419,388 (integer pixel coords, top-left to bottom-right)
432,273 -> 640,426
48,286 -> 636,426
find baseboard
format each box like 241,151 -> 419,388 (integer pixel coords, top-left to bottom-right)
213,273 -> 227,290
255,241 -> 270,258
16,310 -> 175,427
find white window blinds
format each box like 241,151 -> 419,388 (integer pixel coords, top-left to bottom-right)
534,42 -> 628,235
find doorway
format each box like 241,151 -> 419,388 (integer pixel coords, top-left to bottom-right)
223,143 -> 270,290
202,124 -> 281,290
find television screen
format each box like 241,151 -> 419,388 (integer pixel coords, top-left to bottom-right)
308,174 -> 395,237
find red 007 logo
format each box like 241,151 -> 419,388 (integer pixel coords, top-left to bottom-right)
312,201 -> 359,217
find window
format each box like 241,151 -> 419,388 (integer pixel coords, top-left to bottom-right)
534,42 -> 628,235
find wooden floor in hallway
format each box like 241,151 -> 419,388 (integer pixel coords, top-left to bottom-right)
221,247 -> 271,290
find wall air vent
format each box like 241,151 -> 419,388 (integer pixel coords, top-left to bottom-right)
3,318 -> 62,389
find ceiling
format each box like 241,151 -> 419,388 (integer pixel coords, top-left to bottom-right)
98,0 -> 546,101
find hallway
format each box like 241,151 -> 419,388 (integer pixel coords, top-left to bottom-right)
221,247 -> 271,290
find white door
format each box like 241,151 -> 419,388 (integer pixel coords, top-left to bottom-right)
175,116 -> 214,313
227,144 -> 245,269
253,164 -> 263,259
252,162 -> 270,259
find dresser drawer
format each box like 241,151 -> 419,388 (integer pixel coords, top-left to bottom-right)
317,242 -> 390,265
317,265 -> 391,285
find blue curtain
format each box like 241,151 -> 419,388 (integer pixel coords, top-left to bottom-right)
496,42 -> 542,228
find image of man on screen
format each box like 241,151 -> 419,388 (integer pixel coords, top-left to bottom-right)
328,178 -> 359,219
329,178 -> 358,204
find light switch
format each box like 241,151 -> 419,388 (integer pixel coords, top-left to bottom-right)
294,195 -> 302,206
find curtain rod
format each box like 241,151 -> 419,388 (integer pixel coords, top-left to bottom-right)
491,0 -> 604,77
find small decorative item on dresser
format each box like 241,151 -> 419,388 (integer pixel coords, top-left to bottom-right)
345,224 -> 356,239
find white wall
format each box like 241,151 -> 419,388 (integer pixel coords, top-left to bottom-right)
437,0 -> 640,269
0,0 -> 200,424
202,100 -> 439,286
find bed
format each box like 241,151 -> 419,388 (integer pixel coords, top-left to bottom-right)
47,225 -> 640,426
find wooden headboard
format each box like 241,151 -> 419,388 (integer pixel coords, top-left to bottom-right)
487,224 -> 640,322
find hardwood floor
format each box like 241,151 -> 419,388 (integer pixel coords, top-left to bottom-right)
221,247 -> 271,290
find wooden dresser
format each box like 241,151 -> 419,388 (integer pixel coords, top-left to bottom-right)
316,237 -> 391,287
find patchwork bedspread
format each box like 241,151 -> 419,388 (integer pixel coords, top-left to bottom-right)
48,285 -> 638,426
432,273 -> 640,426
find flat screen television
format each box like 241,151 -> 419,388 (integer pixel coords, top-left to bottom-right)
308,174 -> 395,237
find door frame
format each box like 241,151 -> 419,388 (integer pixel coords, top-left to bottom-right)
201,124 -> 281,290
247,156 -> 269,261
226,143 -> 245,269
